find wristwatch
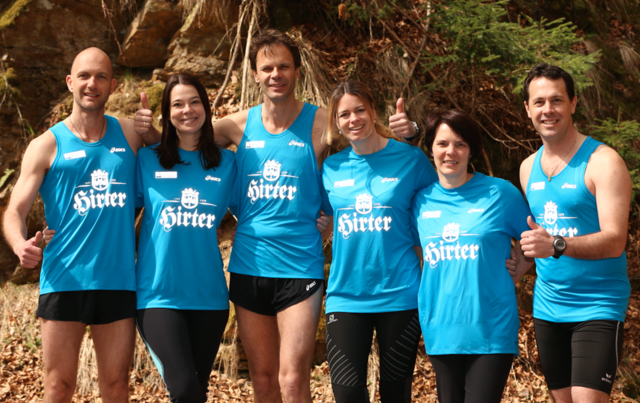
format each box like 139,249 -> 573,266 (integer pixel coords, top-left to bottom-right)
403,121 -> 420,142
552,235 -> 566,259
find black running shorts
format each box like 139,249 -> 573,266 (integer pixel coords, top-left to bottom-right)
36,290 -> 136,325
229,272 -> 324,316
533,318 -> 624,395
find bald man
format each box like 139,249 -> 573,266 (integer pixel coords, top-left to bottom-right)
2,47 -> 159,403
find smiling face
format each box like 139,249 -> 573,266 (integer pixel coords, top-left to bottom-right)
66,48 -> 116,112
432,123 -> 471,181
169,84 -> 206,139
524,77 -> 577,142
253,44 -> 299,102
335,93 -> 376,145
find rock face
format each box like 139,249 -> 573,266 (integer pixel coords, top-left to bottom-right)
161,1 -> 232,86
117,0 -> 182,68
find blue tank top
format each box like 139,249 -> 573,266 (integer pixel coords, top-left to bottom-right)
229,103 -> 325,279
39,115 -> 136,295
526,136 -> 630,322
135,146 -> 236,310
322,140 -> 437,313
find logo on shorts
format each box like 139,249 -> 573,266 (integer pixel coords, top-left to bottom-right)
306,281 -> 316,292
602,373 -> 613,384
327,314 -> 338,325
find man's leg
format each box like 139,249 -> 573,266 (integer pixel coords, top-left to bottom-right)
91,318 -> 136,403
276,285 -> 323,403
236,306 -> 282,403
534,318 -> 573,403
40,319 -> 87,403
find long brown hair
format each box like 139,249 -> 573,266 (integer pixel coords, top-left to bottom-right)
155,73 -> 221,170
324,80 -> 397,151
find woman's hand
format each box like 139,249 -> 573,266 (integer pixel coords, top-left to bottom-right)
42,220 -> 55,245
317,210 -> 333,241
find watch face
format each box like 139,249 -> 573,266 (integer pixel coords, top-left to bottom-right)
555,238 -> 566,251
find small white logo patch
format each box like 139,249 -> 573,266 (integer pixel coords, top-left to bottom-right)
327,314 -> 338,325
530,181 -> 545,191
381,177 -> 398,183
334,179 -> 354,188
110,147 -> 126,153
306,281 -> 316,291
288,140 -> 305,147
64,150 -> 87,160
205,176 -> 221,182
562,183 -> 577,189
422,211 -> 441,219
468,208 -> 484,214
155,171 -> 178,179
246,141 -> 265,149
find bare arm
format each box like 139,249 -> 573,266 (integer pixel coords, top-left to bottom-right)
521,146 -> 631,260
3,133 -> 56,267
311,107 -> 329,166
518,152 -> 536,194
213,110 -> 248,148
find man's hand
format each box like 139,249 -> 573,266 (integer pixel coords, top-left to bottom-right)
43,220 -> 55,245
389,98 -> 416,140
15,231 -> 43,268
520,216 -> 554,258
506,246 -> 517,277
134,92 -> 153,135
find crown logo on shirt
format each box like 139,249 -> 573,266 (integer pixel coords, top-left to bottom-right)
544,201 -> 558,225
442,223 -> 460,242
355,193 -> 373,214
181,188 -> 199,209
90,169 -> 109,191
263,160 -> 281,181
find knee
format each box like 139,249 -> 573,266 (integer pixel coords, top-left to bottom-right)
46,377 -> 76,402
250,370 -> 280,393
279,370 -> 308,397
99,373 -> 129,400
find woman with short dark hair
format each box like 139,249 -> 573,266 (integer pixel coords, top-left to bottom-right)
412,109 -> 533,403
135,73 -> 236,403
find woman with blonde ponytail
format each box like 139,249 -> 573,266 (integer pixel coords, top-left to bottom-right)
321,80 -> 437,403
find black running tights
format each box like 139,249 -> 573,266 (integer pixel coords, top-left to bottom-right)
136,308 -> 229,403
325,309 -> 421,403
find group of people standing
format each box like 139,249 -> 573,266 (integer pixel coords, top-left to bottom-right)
2,26 -> 632,403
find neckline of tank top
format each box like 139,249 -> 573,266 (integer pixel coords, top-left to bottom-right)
539,136 -> 591,181
63,115 -> 110,146
257,102 -> 311,137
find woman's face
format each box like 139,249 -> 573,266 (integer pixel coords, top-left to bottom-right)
335,93 -> 375,144
169,84 -> 206,137
432,123 -> 471,178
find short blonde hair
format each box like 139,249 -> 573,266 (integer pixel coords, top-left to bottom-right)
324,80 -> 397,151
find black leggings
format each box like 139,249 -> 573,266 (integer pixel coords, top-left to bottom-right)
325,309 -> 421,403
429,354 -> 513,403
136,308 -> 229,403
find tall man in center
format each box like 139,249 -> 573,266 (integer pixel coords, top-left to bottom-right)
136,29 -> 418,402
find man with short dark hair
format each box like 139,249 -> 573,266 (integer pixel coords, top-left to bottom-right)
519,63 -> 631,403
3,47 -> 159,403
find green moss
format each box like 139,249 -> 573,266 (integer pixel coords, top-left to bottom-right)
144,84 -> 165,115
0,0 -> 36,31
0,67 -> 22,103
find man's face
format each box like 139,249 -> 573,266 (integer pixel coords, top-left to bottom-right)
253,44 -> 299,102
524,77 -> 577,141
66,50 -> 116,112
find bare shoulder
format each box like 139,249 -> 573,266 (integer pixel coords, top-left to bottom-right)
214,109 -> 249,147
116,117 -> 143,152
586,144 -> 629,183
519,151 -> 538,193
25,130 -> 57,169
312,106 -> 329,145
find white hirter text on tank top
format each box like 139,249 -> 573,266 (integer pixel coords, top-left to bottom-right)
536,200 -> 579,237
73,169 -> 127,216
246,160 -> 298,203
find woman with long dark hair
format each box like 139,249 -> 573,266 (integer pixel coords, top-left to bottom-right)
135,73 -> 236,402
321,80 -> 438,403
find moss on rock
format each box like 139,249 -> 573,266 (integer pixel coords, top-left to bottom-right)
0,0 -> 36,31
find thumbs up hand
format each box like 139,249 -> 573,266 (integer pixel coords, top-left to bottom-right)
389,98 -> 417,140
520,216 -> 555,258
15,231 -> 44,268
134,92 -> 153,135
